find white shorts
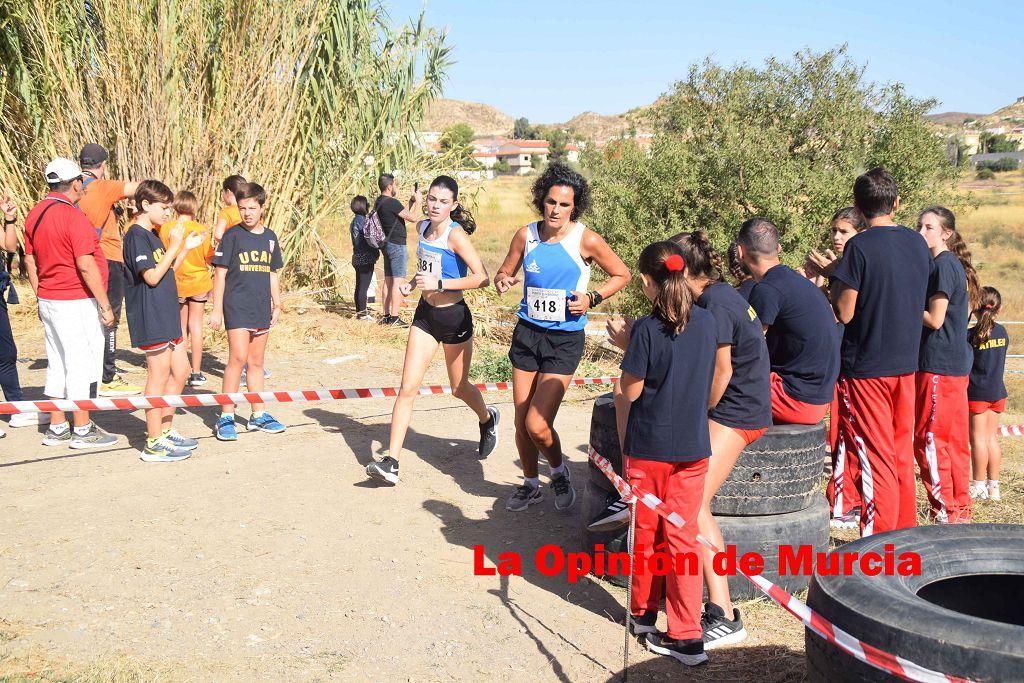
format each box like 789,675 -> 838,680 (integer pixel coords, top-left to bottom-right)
38,297 -> 104,400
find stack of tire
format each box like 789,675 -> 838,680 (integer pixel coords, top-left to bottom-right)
581,393 -> 830,600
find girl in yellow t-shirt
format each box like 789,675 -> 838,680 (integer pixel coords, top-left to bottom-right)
160,191 -> 214,386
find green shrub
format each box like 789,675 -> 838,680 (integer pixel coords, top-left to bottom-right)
976,158 -> 1020,173
976,168 -> 996,180
470,346 -> 513,382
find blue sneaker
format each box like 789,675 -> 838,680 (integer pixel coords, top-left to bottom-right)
247,413 -> 285,434
216,415 -> 238,441
164,429 -> 199,451
140,438 -> 192,463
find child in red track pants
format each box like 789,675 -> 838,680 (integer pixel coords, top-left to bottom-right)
914,372 -> 971,523
614,242 -> 718,665
627,458 -> 708,640
836,374 -> 918,535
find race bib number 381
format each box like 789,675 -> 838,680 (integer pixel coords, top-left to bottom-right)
417,247 -> 442,276
527,287 -> 566,322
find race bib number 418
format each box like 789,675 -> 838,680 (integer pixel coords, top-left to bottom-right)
527,287 -> 566,322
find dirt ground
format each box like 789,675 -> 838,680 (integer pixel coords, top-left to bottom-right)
0,308 -> 815,683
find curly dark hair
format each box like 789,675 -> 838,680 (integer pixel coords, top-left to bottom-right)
531,162 -> 590,222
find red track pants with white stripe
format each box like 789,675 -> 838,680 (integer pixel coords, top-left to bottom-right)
836,374 -> 917,536
913,372 -> 971,524
626,456 -> 708,641
827,380 -> 862,516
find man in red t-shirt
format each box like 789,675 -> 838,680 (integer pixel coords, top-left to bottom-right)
23,157 -> 119,449
77,143 -> 142,397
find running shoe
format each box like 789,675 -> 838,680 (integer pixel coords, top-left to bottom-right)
550,470 -> 576,510
215,415 -> 238,441
587,493 -> 630,532
366,455 -> 400,484
247,413 -> 286,434
829,506 -> 861,529
388,317 -> 410,328
69,423 -> 119,450
164,429 -> 199,451
629,611 -> 659,636
99,374 -> 142,397
140,438 -> 193,462
478,405 -> 500,458
0,427 -> 4,439
42,425 -> 72,446
8,412 -> 47,428
378,315 -> 394,325
644,633 -> 708,666
187,372 -> 208,387
700,601 -> 747,650
239,366 -> 272,387
506,483 -> 543,511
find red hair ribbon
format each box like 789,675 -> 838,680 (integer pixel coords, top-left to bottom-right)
665,254 -> 684,272
984,304 -> 994,310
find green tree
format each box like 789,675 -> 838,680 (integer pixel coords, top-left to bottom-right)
585,46 -> 967,315
514,116 -> 541,139
978,133 -> 1020,154
543,127 -> 568,163
439,123 -> 477,166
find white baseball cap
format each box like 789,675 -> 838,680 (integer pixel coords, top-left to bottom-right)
44,157 -> 83,183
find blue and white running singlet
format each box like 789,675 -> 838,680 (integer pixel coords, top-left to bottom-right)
417,220 -> 469,281
517,221 -> 591,332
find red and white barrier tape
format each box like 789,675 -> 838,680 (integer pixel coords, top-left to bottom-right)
999,424 -> 1024,437
587,446 -> 972,683
0,376 -> 618,415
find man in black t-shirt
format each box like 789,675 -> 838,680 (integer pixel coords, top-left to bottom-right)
374,173 -> 420,326
738,217 -> 840,425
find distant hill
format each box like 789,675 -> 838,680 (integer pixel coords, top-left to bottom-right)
926,111 -> 984,127
419,98 -> 655,141
929,97 -> 1024,129
421,99 -> 513,137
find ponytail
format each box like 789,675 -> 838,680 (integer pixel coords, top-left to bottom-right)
970,286 -> 1002,348
921,206 -> 980,311
669,230 -> 726,283
727,240 -> 751,286
430,174 -> 477,235
638,241 -> 693,334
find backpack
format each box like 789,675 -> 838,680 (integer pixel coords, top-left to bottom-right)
362,207 -> 387,249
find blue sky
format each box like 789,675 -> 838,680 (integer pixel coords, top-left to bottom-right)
386,0 -> 1023,123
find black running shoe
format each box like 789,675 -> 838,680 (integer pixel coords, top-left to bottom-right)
700,601 -> 747,649
366,455 -> 400,484
629,611 -> 658,636
478,405 -> 500,458
587,492 -> 630,532
644,633 -> 708,666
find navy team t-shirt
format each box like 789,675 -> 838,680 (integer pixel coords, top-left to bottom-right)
830,226 -> 931,379
749,265 -> 840,405
968,322 -> 1008,402
621,309 -> 717,461
122,224 -> 182,347
213,224 -> 284,330
920,251 -> 972,376
697,282 -> 772,430
736,278 -> 755,301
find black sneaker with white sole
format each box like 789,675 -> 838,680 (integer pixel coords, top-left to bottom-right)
550,470 -> 576,510
587,492 -> 630,532
644,633 -> 708,666
366,455 -> 400,484
478,405 -> 499,458
506,483 -> 542,511
629,611 -> 658,636
700,601 -> 747,649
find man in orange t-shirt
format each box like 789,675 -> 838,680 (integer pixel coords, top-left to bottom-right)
76,144 -> 142,396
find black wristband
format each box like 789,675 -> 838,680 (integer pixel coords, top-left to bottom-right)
589,290 -> 604,306
3,218 -> 15,226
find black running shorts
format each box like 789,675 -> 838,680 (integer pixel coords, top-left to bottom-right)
508,319 -> 586,375
412,298 -> 474,344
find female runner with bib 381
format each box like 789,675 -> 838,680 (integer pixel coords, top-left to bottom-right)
494,163 -> 630,513
366,176 -> 495,485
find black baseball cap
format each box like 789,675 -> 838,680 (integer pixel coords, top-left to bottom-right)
79,143 -> 109,168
